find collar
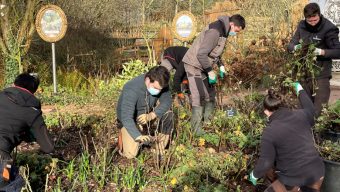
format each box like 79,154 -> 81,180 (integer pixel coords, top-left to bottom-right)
14,86 -> 33,95
268,108 -> 290,123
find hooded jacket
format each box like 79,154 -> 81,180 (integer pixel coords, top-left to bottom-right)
288,16 -> 340,79
253,90 -> 324,187
162,46 -> 189,93
0,87 -> 54,160
182,16 -> 230,72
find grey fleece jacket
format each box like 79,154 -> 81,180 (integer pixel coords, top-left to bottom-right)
116,74 -> 172,139
182,16 -> 230,72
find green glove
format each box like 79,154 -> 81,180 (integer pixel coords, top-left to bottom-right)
208,71 -> 217,84
248,171 -> 258,186
292,82 -> 303,95
219,66 -> 226,79
294,44 -> 302,51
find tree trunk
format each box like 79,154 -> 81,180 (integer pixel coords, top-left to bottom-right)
0,0 -> 38,86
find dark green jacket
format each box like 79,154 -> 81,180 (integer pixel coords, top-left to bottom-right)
116,74 -> 172,139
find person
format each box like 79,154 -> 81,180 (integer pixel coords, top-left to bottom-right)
160,46 -> 189,103
182,14 -> 246,134
116,66 -> 173,159
248,83 -> 324,192
0,73 -> 54,190
287,2 -> 340,117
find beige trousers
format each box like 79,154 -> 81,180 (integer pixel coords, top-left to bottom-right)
118,127 -> 170,159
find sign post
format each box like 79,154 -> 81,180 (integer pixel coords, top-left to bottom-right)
35,5 -> 67,94
172,11 -> 197,46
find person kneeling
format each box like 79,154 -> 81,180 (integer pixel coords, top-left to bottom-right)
116,66 -> 173,159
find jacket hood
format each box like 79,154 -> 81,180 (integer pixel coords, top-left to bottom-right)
3,87 -> 41,109
217,16 -> 230,35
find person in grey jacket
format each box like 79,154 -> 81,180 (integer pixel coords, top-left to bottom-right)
182,14 -> 245,134
287,3 -> 340,117
116,66 -> 173,159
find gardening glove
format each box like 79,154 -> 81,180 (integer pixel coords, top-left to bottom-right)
135,135 -> 152,143
294,44 -> 302,51
208,71 -> 217,84
177,93 -> 185,105
137,112 -> 157,125
292,82 -> 303,96
219,66 -> 226,79
313,48 -> 323,56
247,171 -> 258,186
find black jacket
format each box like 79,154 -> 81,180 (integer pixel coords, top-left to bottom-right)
163,46 -> 189,93
0,87 -> 54,160
288,16 -> 340,79
253,91 -> 324,187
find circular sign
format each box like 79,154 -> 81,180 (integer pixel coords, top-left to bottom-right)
172,11 -> 197,42
35,5 -> 67,43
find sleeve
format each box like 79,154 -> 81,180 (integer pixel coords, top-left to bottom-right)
173,62 -> 186,93
120,87 -> 141,140
287,24 -> 301,53
154,88 -> 172,117
253,130 -> 276,178
298,90 -> 315,125
30,114 -> 54,153
197,29 -> 220,72
324,26 -> 340,59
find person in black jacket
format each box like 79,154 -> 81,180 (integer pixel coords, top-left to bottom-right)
0,73 -> 54,190
288,3 -> 340,117
160,46 -> 189,102
248,84 -> 324,192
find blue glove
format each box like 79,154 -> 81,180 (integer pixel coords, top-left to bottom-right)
248,171 -> 258,186
292,82 -> 303,95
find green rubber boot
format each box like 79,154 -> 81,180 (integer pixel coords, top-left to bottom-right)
203,101 -> 215,125
191,106 -> 204,136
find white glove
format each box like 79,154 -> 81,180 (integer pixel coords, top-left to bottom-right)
314,48 -> 323,56
135,135 -> 152,143
208,71 -> 216,80
219,66 -> 226,73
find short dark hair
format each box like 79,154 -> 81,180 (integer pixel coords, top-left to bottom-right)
230,14 -> 246,29
263,89 -> 282,112
145,66 -> 170,88
304,3 -> 320,18
14,73 -> 40,94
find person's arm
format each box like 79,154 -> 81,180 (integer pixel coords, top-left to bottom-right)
173,62 -> 186,93
197,29 -> 220,72
323,26 -> 340,59
30,114 -> 54,153
120,86 -> 142,140
298,90 -> 315,125
154,88 -> 172,117
253,130 -> 275,178
287,24 -> 301,53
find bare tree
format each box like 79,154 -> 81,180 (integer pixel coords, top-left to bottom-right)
0,0 -> 39,86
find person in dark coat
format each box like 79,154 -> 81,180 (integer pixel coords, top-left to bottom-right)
0,73 -> 54,190
248,83 -> 324,192
160,46 -> 189,102
287,3 -> 340,117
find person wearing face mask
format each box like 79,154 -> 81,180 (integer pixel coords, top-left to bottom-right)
247,85 -> 324,192
116,66 -> 173,159
182,14 -> 246,135
288,3 -> 340,117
